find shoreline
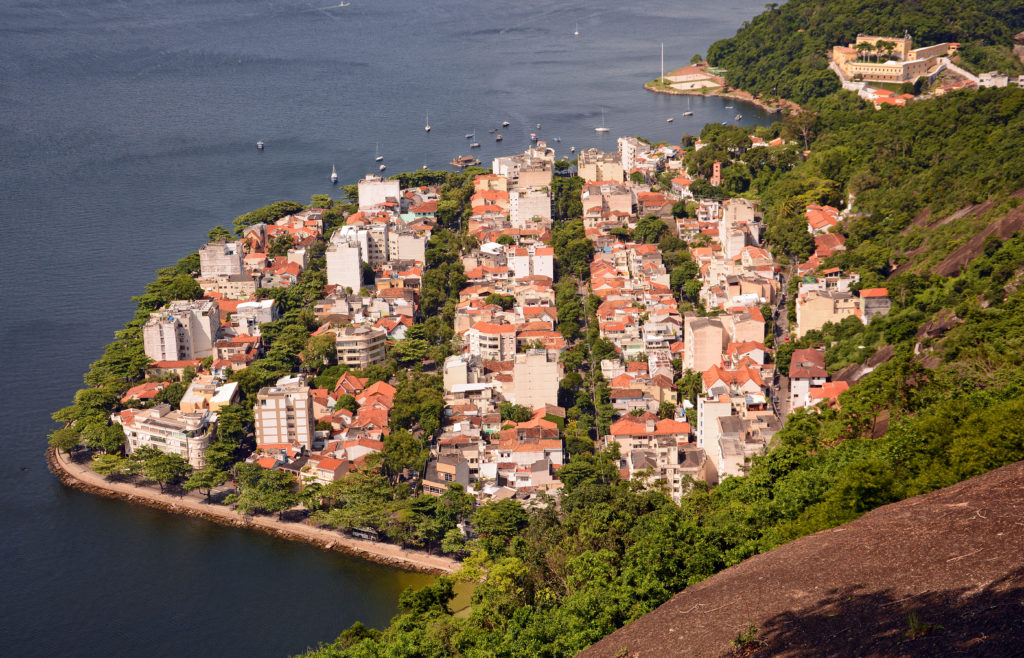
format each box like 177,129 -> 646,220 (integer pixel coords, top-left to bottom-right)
47,448 -> 460,575
643,81 -> 801,115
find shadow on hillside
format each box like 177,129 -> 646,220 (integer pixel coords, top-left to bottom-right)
752,568 -> 1024,657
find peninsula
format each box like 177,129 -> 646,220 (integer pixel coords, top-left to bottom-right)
48,1 -> 1024,656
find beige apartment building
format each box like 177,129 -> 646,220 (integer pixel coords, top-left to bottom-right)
795,290 -> 859,337
197,273 -> 259,300
683,316 -> 727,373
335,326 -> 387,367
254,377 -> 314,449
118,404 -> 215,469
577,148 -> 624,183
511,349 -> 562,410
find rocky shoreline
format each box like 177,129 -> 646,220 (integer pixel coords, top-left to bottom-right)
47,448 -> 460,575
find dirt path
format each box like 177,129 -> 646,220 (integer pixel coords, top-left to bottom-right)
48,449 -> 460,575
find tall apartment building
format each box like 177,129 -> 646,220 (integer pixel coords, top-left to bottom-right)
618,136 -> 651,173
326,224 -> 389,291
492,142 -> 555,189
118,404 -> 216,469
577,148 -> 624,183
683,315 -> 726,373
467,322 -> 517,361
509,188 -> 552,229
142,299 -> 220,361
511,349 -> 562,410
507,245 -> 555,280
199,240 -> 245,277
357,175 -> 401,210
335,326 -> 387,367
255,377 -> 315,449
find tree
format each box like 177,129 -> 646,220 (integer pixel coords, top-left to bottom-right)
629,171 -> 646,184
633,215 -> 669,244
499,402 -> 532,423
390,338 -> 431,366
267,233 -> 295,258
441,528 -> 467,555
382,429 -> 428,482
303,332 -> 337,369
690,53 -> 703,65
496,234 -> 516,246
91,453 -> 130,479
336,394 -> 358,413
658,401 -> 676,419
184,466 -> 229,500
142,452 -> 192,492
233,468 -> 298,519
48,427 -> 80,454
310,194 -> 334,209
207,225 -> 233,242
472,499 -> 528,556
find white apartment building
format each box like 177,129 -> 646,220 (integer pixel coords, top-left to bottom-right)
255,377 -> 315,450
118,404 -> 216,469
142,299 -> 220,361
507,245 -> 555,280
466,322 -> 517,361
335,326 -> 387,367
357,175 -> 401,210
199,240 -> 245,277
509,188 -> 552,229
232,299 -> 278,336
618,136 -> 651,173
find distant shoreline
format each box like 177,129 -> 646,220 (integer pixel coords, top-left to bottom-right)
643,80 -> 800,115
47,448 -> 460,575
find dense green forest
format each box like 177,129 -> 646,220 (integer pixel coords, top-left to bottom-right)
705,0 -> 1024,104
304,2 -> 1024,655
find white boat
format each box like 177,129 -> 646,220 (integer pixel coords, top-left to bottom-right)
725,105 -> 733,109
338,2 -> 350,6
502,120 -> 510,127
594,109 -> 610,133
573,22 -> 579,37
379,163 -> 386,171
683,97 -> 693,116
256,140 -> 264,150
666,117 -> 674,122
330,164 -> 338,183
469,130 -> 480,148
424,111 -> 430,133
569,146 -> 575,152
735,113 -> 742,121
465,132 -> 473,139
375,142 -> 383,162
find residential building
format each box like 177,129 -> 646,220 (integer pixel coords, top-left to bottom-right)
197,273 -> 259,300
255,377 -> 315,450
232,299 -> 278,336
422,456 -> 471,496
142,299 -> 220,361
357,175 -> 401,210
577,148 -> 624,183
683,316 -> 726,372
511,349 -> 562,410
179,375 -> 239,414
789,349 -> 828,410
618,136 -> 651,173
199,240 -> 244,277
335,326 -> 387,367
117,404 -> 215,469
466,322 -> 517,361
510,188 -> 552,229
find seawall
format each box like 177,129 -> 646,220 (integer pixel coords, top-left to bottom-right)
47,448 -> 460,575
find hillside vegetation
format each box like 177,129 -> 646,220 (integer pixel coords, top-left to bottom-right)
705,0 -> 1024,104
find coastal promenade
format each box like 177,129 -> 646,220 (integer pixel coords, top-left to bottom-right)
48,448 -> 460,575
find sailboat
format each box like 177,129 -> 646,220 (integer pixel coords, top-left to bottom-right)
502,120 -> 510,127
330,164 -> 338,183
375,142 -> 383,162
573,22 -> 579,37
256,140 -> 264,150
424,111 -> 431,133
683,96 -> 693,117
469,130 -> 480,148
594,109 -> 609,133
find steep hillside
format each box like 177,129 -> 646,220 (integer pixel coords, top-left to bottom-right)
582,460 -> 1024,658
706,0 -> 1024,104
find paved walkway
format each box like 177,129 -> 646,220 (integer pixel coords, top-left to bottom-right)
51,450 -> 460,574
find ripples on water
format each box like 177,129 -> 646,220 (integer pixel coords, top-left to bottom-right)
0,0 -> 771,654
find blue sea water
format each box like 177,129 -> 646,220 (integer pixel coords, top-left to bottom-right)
0,0 -> 771,654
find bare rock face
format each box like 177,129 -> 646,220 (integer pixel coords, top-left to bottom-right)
581,461 -> 1024,658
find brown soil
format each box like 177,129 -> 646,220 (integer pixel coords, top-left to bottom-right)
581,461 -> 1024,658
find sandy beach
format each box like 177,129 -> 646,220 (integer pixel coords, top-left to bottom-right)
48,448 -> 460,575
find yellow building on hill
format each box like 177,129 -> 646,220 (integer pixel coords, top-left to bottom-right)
832,34 -> 959,84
